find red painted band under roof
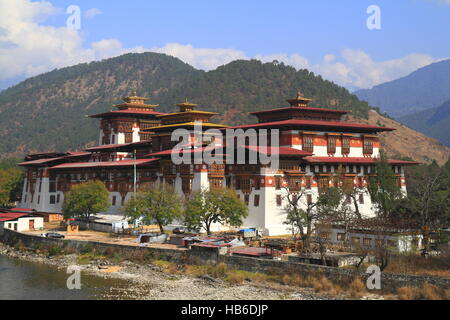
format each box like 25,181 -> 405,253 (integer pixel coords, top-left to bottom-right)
65,152 -> 91,157
18,157 -> 63,166
250,106 -> 349,115
227,119 -> 395,132
304,156 -> 419,165
244,146 -> 312,156
85,140 -> 152,152
19,152 -> 92,166
0,212 -> 30,221
89,110 -> 166,118
49,158 -> 160,170
85,143 -> 128,151
145,146 -> 226,158
9,208 -> 34,212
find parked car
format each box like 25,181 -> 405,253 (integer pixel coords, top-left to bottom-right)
41,232 -> 65,239
172,227 -> 185,234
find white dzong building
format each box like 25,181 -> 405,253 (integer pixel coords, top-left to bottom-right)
18,92 -> 417,235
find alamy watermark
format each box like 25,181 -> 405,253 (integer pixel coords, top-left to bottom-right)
66,5 -> 81,30
366,265 -> 381,290
67,265 -> 81,290
170,122 -> 280,170
367,5 -> 381,30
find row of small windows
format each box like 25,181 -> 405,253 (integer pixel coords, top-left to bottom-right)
237,193 -> 368,208
301,136 -> 374,155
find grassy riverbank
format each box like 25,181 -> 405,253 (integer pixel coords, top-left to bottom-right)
1,241 -> 449,300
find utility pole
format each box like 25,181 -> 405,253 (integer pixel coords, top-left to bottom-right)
133,149 -> 137,198
133,149 -> 137,230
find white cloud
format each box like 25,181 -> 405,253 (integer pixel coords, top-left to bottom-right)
150,43 -> 248,70
254,49 -> 437,89
314,50 -> 435,88
255,53 -> 309,70
84,8 -> 102,19
0,0 -> 134,82
0,0 -> 444,90
0,0 -> 247,83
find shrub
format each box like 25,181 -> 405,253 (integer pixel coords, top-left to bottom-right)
397,286 -> 420,300
208,263 -> 228,278
225,272 -> 246,285
77,254 -> 91,265
397,283 -> 446,300
14,239 -> 25,251
80,243 -> 93,254
48,245 -> 62,256
145,250 -> 154,261
421,283 -> 443,300
103,247 -> 115,258
348,278 -> 367,298
313,276 -> 334,293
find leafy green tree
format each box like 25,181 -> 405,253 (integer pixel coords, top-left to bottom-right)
0,167 -> 23,206
184,188 -> 248,235
123,183 -> 183,233
368,152 -> 402,218
62,180 -> 109,226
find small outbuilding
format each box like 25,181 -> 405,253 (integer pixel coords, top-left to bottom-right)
0,212 -> 44,234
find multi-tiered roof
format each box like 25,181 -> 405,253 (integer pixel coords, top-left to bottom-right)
89,91 -> 165,119
231,92 -> 394,134
145,99 -> 227,132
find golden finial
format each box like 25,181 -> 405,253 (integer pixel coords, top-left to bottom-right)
286,90 -> 312,107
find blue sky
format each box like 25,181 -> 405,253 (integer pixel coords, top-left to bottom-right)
1,0 -> 449,90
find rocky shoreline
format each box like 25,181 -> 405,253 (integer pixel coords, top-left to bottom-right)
0,242 -> 344,300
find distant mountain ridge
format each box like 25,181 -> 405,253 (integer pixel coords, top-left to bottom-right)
399,99 -> 450,147
355,59 -> 450,118
0,51 -> 448,165
0,52 -> 369,156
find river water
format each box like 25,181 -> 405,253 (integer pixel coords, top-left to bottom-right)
0,255 -> 136,300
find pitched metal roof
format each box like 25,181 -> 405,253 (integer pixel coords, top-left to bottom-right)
227,119 -> 395,133
49,158 -> 160,170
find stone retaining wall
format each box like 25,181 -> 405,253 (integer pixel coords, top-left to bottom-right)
2,229 -> 449,290
0,229 -> 187,263
220,255 -> 450,290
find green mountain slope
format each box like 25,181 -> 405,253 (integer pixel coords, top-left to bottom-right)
399,99 -> 450,147
0,52 -> 374,156
0,53 -> 202,155
354,59 -> 450,118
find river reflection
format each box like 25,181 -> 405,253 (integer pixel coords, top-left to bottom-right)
0,255 -> 137,300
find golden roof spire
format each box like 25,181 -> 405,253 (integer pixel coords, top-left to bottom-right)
287,90 -> 312,107
176,98 -> 198,112
114,89 -> 158,110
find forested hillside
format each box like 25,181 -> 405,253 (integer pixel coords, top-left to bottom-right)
1,52 -> 447,164
0,53 -> 202,155
0,52 -> 370,156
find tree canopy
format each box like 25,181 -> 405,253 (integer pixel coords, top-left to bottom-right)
123,183 -> 183,233
62,180 -> 109,222
368,152 -> 403,218
0,158 -> 23,207
184,188 -> 248,235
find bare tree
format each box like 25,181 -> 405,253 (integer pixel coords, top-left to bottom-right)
282,187 -> 319,249
399,162 -> 449,256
